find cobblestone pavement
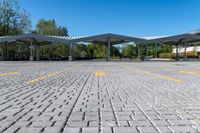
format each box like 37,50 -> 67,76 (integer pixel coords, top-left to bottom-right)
1,61 -> 200,133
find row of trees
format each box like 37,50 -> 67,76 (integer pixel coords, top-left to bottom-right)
0,0 -> 173,60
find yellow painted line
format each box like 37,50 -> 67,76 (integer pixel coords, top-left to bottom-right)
120,66 -> 182,84
26,64 -> 82,84
95,71 -> 107,76
179,70 -> 200,75
0,72 -> 21,77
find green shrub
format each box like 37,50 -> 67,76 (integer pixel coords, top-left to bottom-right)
159,52 -> 199,59
159,53 -> 175,59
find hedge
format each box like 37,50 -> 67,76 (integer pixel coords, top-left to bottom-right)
159,52 -> 199,59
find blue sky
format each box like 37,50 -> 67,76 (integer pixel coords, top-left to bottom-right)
19,0 -> 200,37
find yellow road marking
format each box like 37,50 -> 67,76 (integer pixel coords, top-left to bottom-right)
0,72 -> 21,77
120,66 -> 182,84
95,71 -> 107,76
27,68 -> 71,84
26,64 -> 82,84
179,70 -> 200,75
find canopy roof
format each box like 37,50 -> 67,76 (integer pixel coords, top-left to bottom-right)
0,31 -> 200,45
0,34 -> 69,44
0,33 -> 147,45
149,32 -> 200,44
69,33 -> 147,44
189,29 -> 200,35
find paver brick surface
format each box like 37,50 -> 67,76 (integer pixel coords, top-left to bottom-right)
0,61 -> 200,133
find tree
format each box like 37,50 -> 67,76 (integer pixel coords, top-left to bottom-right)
0,0 -> 31,36
111,46 -> 121,58
57,26 -> 68,36
73,44 -> 87,58
0,0 -> 31,60
33,19 -> 69,60
122,44 -> 136,58
34,19 -> 68,36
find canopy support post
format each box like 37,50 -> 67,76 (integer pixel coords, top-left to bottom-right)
183,41 -> 187,61
69,43 -> 73,61
5,42 -> 8,59
29,41 -> 34,61
106,38 -> 111,61
36,45 -> 40,61
0,46 -> 4,61
137,44 -> 140,59
175,44 -> 179,61
155,43 -> 158,58
146,44 -> 149,56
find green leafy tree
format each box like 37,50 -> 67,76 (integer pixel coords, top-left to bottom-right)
0,0 -> 31,60
111,46 -> 121,58
0,0 -> 31,35
33,19 -> 69,60
122,44 -> 136,58
74,44 -> 87,58
34,19 -> 68,36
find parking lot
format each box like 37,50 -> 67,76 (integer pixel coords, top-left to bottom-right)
0,61 -> 200,133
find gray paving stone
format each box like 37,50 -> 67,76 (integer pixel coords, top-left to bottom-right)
67,121 -> 88,127
89,121 -> 99,127
102,127 -> 112,133
102,121 -> 117,127
118,120 -> 129,127
137,126 -> 158,133
191,119 -> 200,125
152,120 -> 171,126
193,125 -> 200,132
156,126 -> 171,133
168,125 -> 198,132
17,127 -> 42,133
30,121 -> 53,127
63,127 -> 80,133
168,119 -> 194,126
82,127 -> 99,133
2,126 -> 20,133
129,120 -> 152,127
113,127 -> 138,133
1,61 -> 200,132
43,127 -> 61,133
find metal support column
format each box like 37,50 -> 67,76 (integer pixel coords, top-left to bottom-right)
0,46 -> 4,61
106,38 -> 111,61
146,44 -> 149,61
5,42 -> 8,59
29,41 -> 34,61
183,41 -> 187,61
175,44 -> 179,61
36,46 -> 40,61
155,43 -> 158,58
69,43 -> 73,61
137,44 -> 140,58
105,45 -> 107,60
18,45 -> 22,61
146,44 -> 148,56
